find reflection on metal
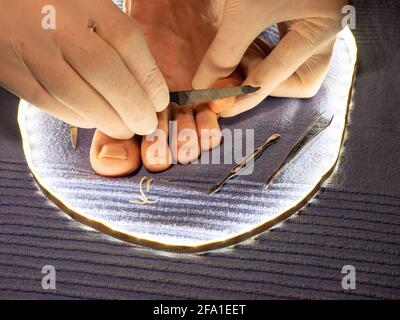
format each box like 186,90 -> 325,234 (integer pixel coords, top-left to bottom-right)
208,133 -> 281,195
264,114 -> 334,190
69,125 -> 78,150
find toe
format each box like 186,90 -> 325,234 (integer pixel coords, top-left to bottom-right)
171,103 -> 200,165
141,108 -> 172,172
90,129 -> 141,177
195,103 -> 222,151
208,71 -> 243,114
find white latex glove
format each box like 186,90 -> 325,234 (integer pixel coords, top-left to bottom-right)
0,0 -> 169,138
192,0 -> 347,117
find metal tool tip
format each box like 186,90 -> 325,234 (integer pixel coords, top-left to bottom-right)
242,86 -> 261,94
270,133 -> 281,142
263,177 -> 274,190
207,185 -> 220,195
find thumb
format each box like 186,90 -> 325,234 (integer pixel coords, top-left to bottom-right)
192,1 -> 265,89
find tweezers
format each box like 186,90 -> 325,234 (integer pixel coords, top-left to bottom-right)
264,113 -> 334,189
208,133 -> 281,195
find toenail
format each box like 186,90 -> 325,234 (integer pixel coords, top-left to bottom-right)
98,143 -> 128,160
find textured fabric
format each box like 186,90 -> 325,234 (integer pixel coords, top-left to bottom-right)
0,1 -> 399,299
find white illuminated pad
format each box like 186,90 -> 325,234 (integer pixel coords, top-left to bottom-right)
18,29 -> 357,252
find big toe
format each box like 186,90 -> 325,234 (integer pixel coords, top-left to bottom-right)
90,129 -> 141,177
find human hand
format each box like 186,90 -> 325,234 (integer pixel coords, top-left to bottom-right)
0,0 -> 169,138
193,0 -> 347,117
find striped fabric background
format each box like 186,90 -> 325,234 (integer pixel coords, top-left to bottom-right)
0,0 -> 399,299
0,154 -> 399,299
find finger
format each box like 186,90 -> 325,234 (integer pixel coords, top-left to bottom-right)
171,104 -> 200,165
19,44 -> 134,139
241,37 -> 334,98
59,26 -> 157,135
90,129 -> 141,177
93,1 -> 169,111
277,22 -> 289,38
221,19 -> 338,117
0,61 -> 91,128
192,2 -> 266,89
240,37 -> 273,77
208,71 -> 243,114
141,107 -> 172,172
271,50 -> 334,98
195,104 -> 222,151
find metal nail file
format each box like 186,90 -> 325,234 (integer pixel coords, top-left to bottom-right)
170,86 -> 260,106
264,113 -> 334,190
208,133 -> 281,195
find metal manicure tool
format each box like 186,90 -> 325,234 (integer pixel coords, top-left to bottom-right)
170,85 -> 260,106
69,86 -> 260,150
263,113 -> 334,190
70,125 -> 78,150
208,133 -> 281,195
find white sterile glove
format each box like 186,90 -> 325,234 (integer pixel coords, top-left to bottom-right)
0,0 -> 169,138
192,0 -> 348,117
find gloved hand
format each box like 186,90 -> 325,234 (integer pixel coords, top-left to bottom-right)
0,0 -> 169,138
193,0 -> 347,117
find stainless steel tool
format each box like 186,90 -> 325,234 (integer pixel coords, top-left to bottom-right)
170,85 -> 260,106
264,113 -> 334,190
208,133 -> 281,195
69,125 -> 78,150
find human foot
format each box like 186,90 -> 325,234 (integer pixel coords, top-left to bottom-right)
90,0 -> 242,176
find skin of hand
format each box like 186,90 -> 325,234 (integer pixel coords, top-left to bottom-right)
192,0 -> 348,117
0,0 -> 170,139
91,0 -> 242,176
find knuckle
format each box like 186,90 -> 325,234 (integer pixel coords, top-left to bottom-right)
290,18 -> 341,47
140,65 -> 162,88
290,21 -> 320,48
294,55 -> 330,98
140,66 -> 169,109
207,36 -> 240,75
